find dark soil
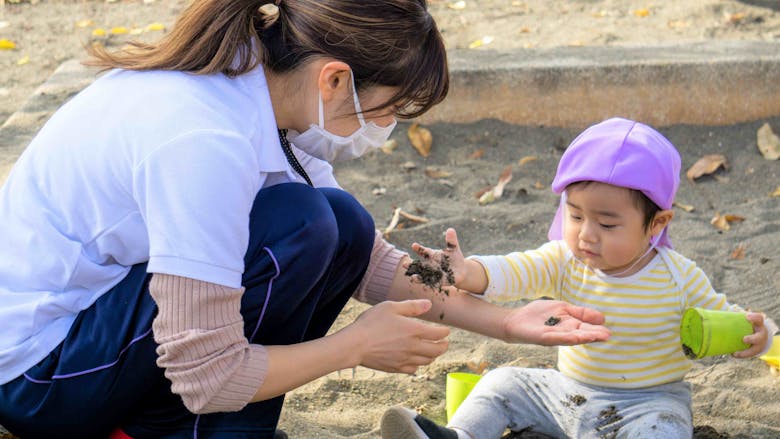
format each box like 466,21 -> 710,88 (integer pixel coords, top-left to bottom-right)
693,425 -> 731,438
404,255 -> 456,293
682,344 -> 698,359
544,316 -> 561,326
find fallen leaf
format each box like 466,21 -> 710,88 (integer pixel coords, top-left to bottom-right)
534,181 -> 544,190
591,11 -> 607,18
407,123 -> 432,157
686,154 -> 728,181
145,22 -> 166,32
469,149 -> 485,159
519,27 -> 532,33
91,28 -> 107,37
725,12 -> 746,24
518,155 -> 538,166
398,209 -> 429,223
730,243 -> 747,260
383,207 -> 402,237
16,55 -> 29,65
772,186 -> 780,197
380,139 -> 398,155
634,8 -> 650,17
568,40 -> 584,47
757,123 -> 780,160
110,26 -> 129,35
710,212 -> 745,231
667,19 -> 689,29
0,39 -> 17,50
673,201 -> 695,212
401,161 -> 417,171
447,0 -> 466,9
425,167 -> 453,179
480,166 -> 513,205
75,19 -> 94,28
468,36 -> 494,49
466,360 -> 490,375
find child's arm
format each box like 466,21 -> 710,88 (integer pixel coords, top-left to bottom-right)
682,260 -> 776,357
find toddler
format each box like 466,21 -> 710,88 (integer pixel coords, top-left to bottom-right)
381,117 -> 777,439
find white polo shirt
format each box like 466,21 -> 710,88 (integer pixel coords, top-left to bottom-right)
0,64 -> 338,385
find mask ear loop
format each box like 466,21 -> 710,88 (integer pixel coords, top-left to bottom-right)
348,70 -> 367,126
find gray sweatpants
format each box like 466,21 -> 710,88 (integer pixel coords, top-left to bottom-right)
448,367 -> 692,439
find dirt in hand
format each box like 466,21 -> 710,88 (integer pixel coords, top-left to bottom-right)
544,316 -> 561,326
404,255 -> 456,294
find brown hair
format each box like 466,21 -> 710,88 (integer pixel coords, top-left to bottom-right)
87,0 -> 448,118
567,181 -> 661,231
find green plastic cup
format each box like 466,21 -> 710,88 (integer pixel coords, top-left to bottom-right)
680,307 -> 753,359
445,372 -> 482,422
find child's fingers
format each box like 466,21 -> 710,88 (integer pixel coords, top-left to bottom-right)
745,311 -> 765,327
444,228 -> 460,251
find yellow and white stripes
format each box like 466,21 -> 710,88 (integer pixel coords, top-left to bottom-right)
474,241 -> 739,389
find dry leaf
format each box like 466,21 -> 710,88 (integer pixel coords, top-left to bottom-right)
772,186 -> 780,197
519,27 -> 532,33
407,123 -> 432,157
425,167 -> 453,179
469,149 -> 485,159
0,39 -> 17,50
534,181 -> 544,190
673,201 -> 695,212
518,156 -> 538,166
667,20 -> 689,29
380,139 -> 398,155
398,209 -> 429,223
447,0 -> 466,9
757,123 -> 780,160
401,161 -> 417,171
686,154 -> 728,181
725,12 -> 746,24
383,207 -> 402,237
730,243 -> 747,260
479,166 -> 513,205
474,186 -> 493,199
634,8 -> 650,17
468,36 -> 494,49
466,360 -> 490,375
710,212 -> 745,231
145,22 -> 166,32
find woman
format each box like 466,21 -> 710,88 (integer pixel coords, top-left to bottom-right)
0,0 -> 609,437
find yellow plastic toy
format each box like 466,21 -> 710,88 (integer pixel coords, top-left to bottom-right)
760,335 -> 780,375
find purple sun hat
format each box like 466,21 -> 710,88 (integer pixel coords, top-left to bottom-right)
547,117 -> 681,248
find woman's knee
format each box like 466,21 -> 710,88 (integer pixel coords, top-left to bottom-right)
319,187 -> 375,256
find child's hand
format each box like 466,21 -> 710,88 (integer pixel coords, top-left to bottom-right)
405,228 -> 468,289
732,312 -> 769,358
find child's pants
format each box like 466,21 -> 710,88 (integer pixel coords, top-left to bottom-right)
448,367 -> 692,439
0,183 -> 375,439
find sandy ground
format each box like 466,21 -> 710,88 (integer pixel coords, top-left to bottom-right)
1,1 -> 779,438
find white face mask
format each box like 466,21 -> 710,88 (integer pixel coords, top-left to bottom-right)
287,70 -> 397,162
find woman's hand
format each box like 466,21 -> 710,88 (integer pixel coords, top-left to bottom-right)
502,299 -> 611,345
733,312 -> 769,359
341,299 -> 450,374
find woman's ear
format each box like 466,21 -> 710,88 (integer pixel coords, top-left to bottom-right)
650,209 -> 674,236
317,61 -> 351,103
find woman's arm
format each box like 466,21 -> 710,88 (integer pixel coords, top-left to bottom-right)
151,274 -> 449,413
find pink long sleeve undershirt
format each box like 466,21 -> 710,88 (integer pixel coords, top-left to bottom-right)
148,231 -> 406,414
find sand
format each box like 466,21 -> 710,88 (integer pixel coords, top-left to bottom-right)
1,1 -> 779,438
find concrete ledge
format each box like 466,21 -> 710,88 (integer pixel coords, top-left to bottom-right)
419,40 -> 780,128
2,41 -> 780,183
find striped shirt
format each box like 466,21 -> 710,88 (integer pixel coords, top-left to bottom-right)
474,240 -> 740,389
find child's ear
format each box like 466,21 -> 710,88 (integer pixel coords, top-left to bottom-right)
650,209 -> 674,236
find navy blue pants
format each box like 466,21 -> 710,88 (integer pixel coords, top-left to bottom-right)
0,183 -> 375,439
